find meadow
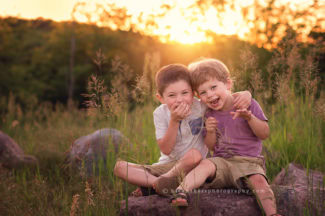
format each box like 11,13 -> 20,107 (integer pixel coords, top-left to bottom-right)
0,44 -> 324,216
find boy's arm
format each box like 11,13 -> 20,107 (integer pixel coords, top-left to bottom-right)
157,119 -> 179,155
247,114 -> 269,140
231,109 -> 269,140
232,91 -> 251,109
204,131 -> 217,151
204,117 -> 218,150
156,102 -> 191,155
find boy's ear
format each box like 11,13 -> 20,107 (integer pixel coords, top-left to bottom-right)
226,78 -> 233,90
156,93 -> 165,104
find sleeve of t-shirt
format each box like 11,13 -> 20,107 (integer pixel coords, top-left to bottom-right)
249,99 -> 268,121
153,107 -> 168,140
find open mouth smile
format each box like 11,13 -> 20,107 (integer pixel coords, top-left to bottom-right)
209,97 -> 220,106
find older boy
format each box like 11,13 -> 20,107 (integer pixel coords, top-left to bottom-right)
171,59 -> 280,216
114,63 -> 251,196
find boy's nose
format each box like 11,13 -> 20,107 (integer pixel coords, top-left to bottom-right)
176,95 -> 183,102
207,90 -> 213,97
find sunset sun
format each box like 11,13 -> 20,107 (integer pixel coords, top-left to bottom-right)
111,0 -> 251,44
145,4 -> 246,44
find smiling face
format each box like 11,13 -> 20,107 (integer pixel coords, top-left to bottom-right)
156,80 -> 194,111
197,78 -> 233,111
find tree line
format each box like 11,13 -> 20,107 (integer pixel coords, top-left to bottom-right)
0,17 -> 323,113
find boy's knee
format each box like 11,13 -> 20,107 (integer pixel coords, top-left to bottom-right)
248,174 -> 268,186
199,159 -> 216,176
184,148 -> 202,165
249,175 -> 275,199
189,148 -> 203,163
200,159 -> 214,168
247,174 -> 274,195
114,160 -> 126,176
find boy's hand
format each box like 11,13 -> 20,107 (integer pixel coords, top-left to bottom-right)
205,117 -> 218,133
230,108 -> 252,121
170,102 -> 191,122
232,91 -> 251,109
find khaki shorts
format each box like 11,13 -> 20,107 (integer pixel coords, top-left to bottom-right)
203,156 -> 267,189
140,161 -> 178,177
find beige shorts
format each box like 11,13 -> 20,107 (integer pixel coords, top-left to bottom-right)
141,160 -> 178,177
203,156 -> 267,189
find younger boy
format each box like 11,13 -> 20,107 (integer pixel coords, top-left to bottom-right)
171,59 -> 280,216
114,63 -> 251,196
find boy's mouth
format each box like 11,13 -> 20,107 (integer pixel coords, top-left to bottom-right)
209,97 -> 220,106
174,102 -> 188,109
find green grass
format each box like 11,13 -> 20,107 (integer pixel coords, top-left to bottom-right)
0,94 -> 324,215
264,97 -> 325,178
0,102 -> 159,216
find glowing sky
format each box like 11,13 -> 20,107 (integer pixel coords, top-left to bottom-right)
0,0 -> 255,42
1,0 -> 324,44
0,0 -> 77,21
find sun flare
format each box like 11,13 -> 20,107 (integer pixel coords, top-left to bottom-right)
113,0 -> 250,44
1,0 -> 324,45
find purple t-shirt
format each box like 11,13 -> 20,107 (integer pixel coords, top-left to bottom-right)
204,99 -> 268,158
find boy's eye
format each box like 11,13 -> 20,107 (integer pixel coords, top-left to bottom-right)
182,91 -> 189,95
199,91 -> 206,96
168,94 -> 175,97
211,85 -> 217,90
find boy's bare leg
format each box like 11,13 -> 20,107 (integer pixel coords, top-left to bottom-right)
168,159 -> 215,204
161,148 -> 203,178
247,174 -> 278,216
177,159 -> 216,191
114,160 -> 157,187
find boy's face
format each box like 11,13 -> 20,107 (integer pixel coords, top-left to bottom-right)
156,80 -> 194,111
197,78 -> 232,111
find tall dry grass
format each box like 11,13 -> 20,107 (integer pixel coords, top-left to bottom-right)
233,38 -> 324,177
0,42 -> 324,215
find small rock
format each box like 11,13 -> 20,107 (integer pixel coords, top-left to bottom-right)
0,130 -> 38,169
65,128 -> 131,176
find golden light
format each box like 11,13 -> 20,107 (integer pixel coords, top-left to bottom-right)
0,0 -> 77,21
1,0 -> 324,45
135,0 -> 250,44
147,6 -> 214,44
112,0 -> 253,44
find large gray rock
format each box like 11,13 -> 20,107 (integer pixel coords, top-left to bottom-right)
272,163 -> 324,215
272,163 -> 324,188
120,191 -> 261,216
65,128 -> 131,176
0,130 -> 38,169
120,163 -> 325,216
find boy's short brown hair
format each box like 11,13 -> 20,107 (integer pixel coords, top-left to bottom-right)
155,64 -> 192,96
188,58 -> 230,91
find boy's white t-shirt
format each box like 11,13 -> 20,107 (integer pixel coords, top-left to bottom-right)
153,97 -> 209,164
